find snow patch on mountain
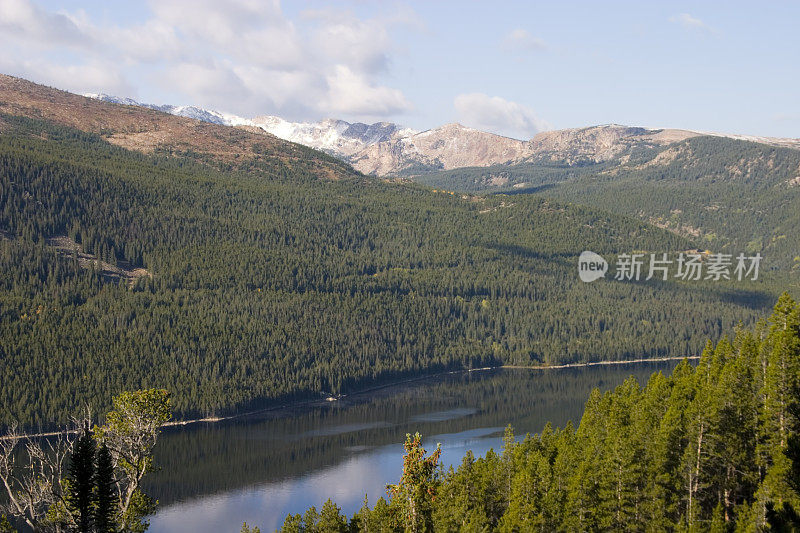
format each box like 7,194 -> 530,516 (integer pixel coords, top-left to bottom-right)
83,93 -> 415,157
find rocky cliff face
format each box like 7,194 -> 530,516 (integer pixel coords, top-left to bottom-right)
522,125 -> 701,166
350,123 -> 533,175
349,124 -> 705,176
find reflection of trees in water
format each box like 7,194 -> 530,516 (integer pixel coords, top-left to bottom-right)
145,363 -> 675,506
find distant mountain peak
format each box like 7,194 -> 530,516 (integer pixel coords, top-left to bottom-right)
82,92 -> 800,177
83,93 -> 140,107
83,93 -> 414,159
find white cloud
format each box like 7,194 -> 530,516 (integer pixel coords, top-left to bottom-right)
454,93 -> 550,140
0,0 -> 91,47
162,61 -> 249,103
233,67 -> 321,112
502,29 -> 546,52
669,13 -> 718,35
89,20 -> 183,64
0,50 -> 134,96
0,0 -> 416,122
148,0 -> 287,47
323,65 -> 412,117
304,10 -> 392,74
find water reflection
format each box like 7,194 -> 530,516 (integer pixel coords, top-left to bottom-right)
147,363 -> 678,532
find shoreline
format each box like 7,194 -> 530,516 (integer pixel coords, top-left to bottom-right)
2,355 -> 698,440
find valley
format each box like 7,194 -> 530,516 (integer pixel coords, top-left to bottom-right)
2,3 -> 799,531
0,77 -> 788,432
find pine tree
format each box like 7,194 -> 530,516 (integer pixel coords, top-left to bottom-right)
387,433 -> 442,533
765,345 -> 800,530
318,499 -> 347,532
66,424 -> 96,533
714,341 -> 759,523
300,506 -> 319,531
94,443 -> 117,533
754,294 -> 800,525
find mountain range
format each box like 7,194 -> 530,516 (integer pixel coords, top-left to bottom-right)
85,93 -> 800,177
5,75 -> 798,272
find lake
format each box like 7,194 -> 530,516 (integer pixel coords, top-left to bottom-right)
145,361 -> 680,532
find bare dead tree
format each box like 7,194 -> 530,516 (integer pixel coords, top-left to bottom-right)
0,422 -> 78,532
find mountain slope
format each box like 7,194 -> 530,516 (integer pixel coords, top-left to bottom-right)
545,136 -> 800,270
417,135 -> 800,271
0,74 -> 351,179
355,124 -> 708,177
523,125 -> 699,165
0,76 -> 785,430
84,93 -> 252,126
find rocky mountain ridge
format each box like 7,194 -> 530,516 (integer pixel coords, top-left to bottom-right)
83,92 -> 800,177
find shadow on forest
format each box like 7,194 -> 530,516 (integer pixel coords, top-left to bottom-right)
489,183 -> 558,196
711,287 -> 776,310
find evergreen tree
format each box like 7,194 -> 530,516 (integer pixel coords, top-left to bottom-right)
318,499 -> 347,533
766,351 -> 800,530
277,514 -> 302,533
94,443 -> 117,533
1,390 -> 170,533
66,423 -> 96,533
301,506 -> 319,531
387,433 -> 442,533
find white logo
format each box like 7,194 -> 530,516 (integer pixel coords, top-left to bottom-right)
576,251 -> 762,282
578,251 -> 608,283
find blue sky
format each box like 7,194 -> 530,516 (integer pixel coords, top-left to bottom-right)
1,0 -> 798,139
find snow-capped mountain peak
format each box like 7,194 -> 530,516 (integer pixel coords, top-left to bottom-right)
83,93 -> 413,158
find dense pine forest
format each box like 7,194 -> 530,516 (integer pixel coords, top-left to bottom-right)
0,114 -> 789,430
0,114 -> 787,430
277,295 -> 800,532
417,136 -> 800,271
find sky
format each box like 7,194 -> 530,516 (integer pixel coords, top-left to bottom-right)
0,0 -> 798,139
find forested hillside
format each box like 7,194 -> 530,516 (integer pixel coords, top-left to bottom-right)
0,113 -> 786,430
279,295 -> 800,532
416,136 -> 800,270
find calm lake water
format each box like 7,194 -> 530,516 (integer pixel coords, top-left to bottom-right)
145,362 -> 678,532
